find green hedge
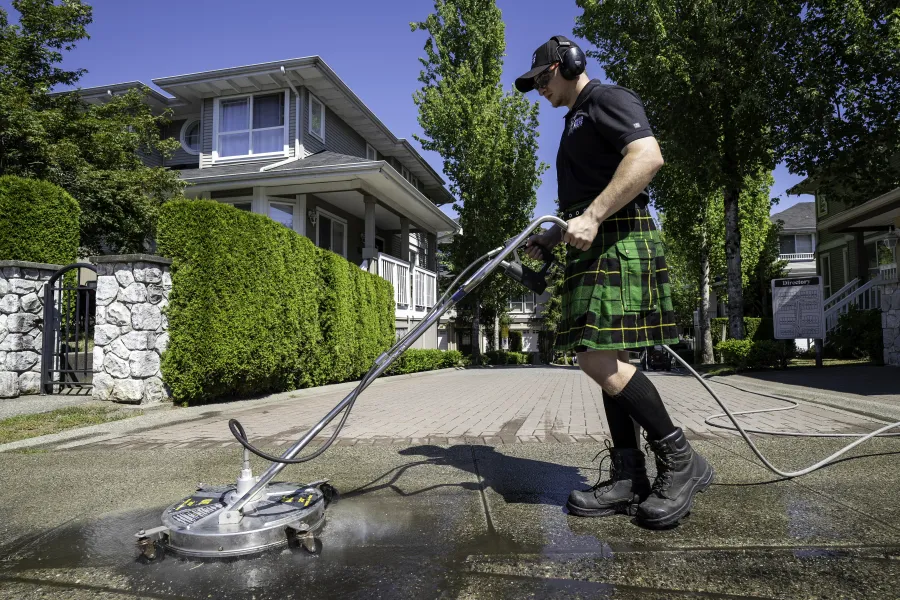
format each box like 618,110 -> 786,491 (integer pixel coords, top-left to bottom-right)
157,200 -> 394,404
481,350 -> 532,365
384,349 -> 465,375
711,317 -> 773,347
0,176 -> 80,264
715,338 -> 796,371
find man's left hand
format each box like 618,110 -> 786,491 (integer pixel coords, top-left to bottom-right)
563,213 -> 602,251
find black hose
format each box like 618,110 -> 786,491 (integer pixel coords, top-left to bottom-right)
228,383 -> 363,464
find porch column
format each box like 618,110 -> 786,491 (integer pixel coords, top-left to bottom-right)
855,231 -> 867,282
400,217 -> 410,263
296,194 -> 307,237
252,187 -> 267,216
363,196 -> 378,274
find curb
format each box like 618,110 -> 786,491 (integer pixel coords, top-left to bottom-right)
0,367 -> 462,453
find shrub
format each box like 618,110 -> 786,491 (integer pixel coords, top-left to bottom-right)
0,176 -> 80,264
385,349 -> 464,375
716,338 -> 796,370
482,350 -> 530,365
826,306 -> 884,364
157,200 -> 394,404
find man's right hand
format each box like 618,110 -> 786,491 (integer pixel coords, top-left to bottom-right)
524,225 -> 562,260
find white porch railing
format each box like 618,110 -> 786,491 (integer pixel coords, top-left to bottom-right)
378,253 -> 410,308
823,278 -> 860,312
375,253 -> 437,318
824,276 -> 882,334
880,263 -> 898,282
779,252 -> 815,261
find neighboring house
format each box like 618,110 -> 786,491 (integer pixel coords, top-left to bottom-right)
771,202 -> 816,277
78,57 -> 461,349
789,181 -> 898,298
788,181 -> 899,359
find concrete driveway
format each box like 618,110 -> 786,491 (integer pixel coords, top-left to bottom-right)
1,367 -> 898,598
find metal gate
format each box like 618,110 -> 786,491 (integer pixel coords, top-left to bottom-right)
41,263 -> 97,395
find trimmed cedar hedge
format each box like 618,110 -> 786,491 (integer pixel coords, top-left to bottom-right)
0,176 -> 80,264
157,199 -> 394,404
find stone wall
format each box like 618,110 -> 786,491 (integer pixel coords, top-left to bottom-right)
91,255 -> 172,404
881,281 -> 900,367
0,261 -> 62,398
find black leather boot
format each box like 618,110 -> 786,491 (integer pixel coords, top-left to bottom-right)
567,443 -> 651,517
637,428 -> 714,529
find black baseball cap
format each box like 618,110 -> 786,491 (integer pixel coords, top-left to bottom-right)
515,35 -> 578,93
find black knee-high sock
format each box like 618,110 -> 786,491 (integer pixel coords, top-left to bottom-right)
602,390 -> 640,449
608,370 -> 677,441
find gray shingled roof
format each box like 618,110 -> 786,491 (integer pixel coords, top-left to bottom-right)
771,202 -> 815,230
177,151 -> 370,181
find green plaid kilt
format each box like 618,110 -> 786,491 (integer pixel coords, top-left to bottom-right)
555,201 -> 679,352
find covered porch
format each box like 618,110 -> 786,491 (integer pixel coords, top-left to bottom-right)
180,154 -> 459,321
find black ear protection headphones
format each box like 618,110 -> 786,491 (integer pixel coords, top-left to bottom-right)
552,36 -> 586,80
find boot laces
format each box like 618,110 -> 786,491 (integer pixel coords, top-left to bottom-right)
589,440 -> 623,493
645,440 -> 675,499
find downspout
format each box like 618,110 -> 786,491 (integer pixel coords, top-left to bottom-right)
282,66 -> 302,158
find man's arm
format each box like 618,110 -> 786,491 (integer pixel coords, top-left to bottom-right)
583,136 -> 664,225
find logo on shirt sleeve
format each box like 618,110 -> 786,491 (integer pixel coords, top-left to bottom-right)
633,122 -> 641,128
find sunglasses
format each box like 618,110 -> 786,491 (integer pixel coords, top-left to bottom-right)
534,64 -> 557,89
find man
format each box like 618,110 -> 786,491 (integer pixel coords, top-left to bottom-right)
517,35 -> 714,529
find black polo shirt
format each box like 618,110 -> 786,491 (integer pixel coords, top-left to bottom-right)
556,80 -> 655,212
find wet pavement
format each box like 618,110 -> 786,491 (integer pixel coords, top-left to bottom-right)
1,437 -> 898,599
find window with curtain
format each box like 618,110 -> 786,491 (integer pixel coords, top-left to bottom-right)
795,234 -> 813,253
218,92 -> 285,158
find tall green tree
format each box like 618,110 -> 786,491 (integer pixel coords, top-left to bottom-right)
0,0 -> 184,255
776,2 -> 900,204
412,0 -> 547,363
575,0 -> 798,340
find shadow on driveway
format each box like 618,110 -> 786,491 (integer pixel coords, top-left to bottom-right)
341,444 -> 590,505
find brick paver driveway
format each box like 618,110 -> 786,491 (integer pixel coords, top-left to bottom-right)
86,366 -> 886,451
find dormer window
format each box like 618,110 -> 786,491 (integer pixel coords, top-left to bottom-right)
366,143 -> 378,161
214,91 -> 288,160
309,93 -> 325,141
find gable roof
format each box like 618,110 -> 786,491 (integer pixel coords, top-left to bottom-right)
152,56 -> 451,204
771,202 -> 815,230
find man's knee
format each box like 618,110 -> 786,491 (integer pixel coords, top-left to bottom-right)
578,349 -> 636,393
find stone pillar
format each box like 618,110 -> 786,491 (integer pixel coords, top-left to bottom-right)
0,261 -> 62,398
881,282 -> 900,367
90,254 -> 172,404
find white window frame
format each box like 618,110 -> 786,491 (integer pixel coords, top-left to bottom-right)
817,193 -> 828,217
179,118 -> 202,155
268,199 -> 299,233
308,92 -> 325,141
315,207 -> 347,258
212,90 -> 290,163
366,143 -> 378,161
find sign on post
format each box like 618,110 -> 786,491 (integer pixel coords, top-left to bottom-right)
771,276 -> 825,340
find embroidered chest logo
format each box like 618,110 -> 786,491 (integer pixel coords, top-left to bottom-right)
568,112 -> 586,135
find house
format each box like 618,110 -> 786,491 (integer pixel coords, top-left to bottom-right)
788,180 -> 899,364
789,181 -> 897,299
770,202 -> 816,277
77,57 -> 461,349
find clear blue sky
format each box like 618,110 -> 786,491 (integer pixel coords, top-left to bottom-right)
4,0 -> 813,219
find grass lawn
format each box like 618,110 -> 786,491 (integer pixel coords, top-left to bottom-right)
0,405 -> 141,445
